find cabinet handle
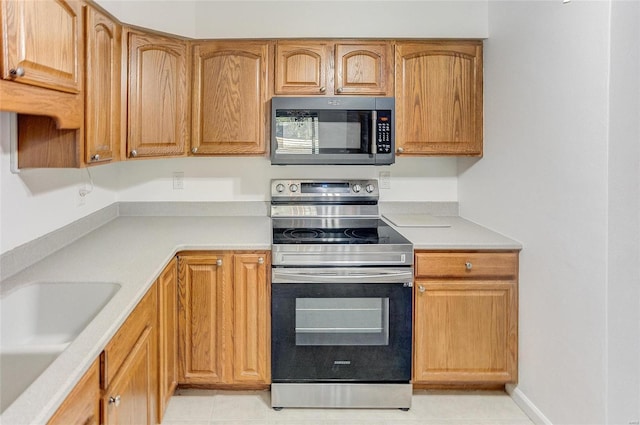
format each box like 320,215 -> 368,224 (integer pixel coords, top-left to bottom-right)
216,259 -> 223,266
130,150 -> 137,158
418,285 -> 426,293
465,262 -> 473,270
258,257 -> 264,265
9,67 -> 25,77
91,154 -> 100,161
319,86 -> 326,93
109,395 -> 121,407
191,147 -> 198,154
397,147 -> 404,154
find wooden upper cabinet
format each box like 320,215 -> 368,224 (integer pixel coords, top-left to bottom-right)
84,5 -> 121,165
191,40 -> 270,155
126,30 -> 189,159
274,41 -> 331,95
395,41 -> 483,156
1,0 -> 83,93
335,42 -> 393,95
275,40 -> 392,96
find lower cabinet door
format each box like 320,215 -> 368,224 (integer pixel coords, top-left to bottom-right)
413,280 -> 517,384
47,359 -> 100,425
103,326 -> 155,425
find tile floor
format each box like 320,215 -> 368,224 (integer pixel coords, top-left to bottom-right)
161,388 -> 535,425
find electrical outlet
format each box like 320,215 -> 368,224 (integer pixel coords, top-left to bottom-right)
379,171 -> 391,189
173,172 -> 184,190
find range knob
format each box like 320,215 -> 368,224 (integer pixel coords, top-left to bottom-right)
352,184 -> 362,193
275,183 -> 285,193
289,184 -> 299,193
365,184 -> 376,193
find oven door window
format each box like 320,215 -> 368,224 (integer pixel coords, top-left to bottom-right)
296,297 -> 389,346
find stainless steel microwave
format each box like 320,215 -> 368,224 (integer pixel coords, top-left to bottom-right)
271,97 -> 394,165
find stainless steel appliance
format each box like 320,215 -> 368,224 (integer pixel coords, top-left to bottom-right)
270,97 -> 395,165
270,179 -> 413,410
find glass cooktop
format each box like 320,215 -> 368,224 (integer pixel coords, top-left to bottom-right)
272,219 -> 411,245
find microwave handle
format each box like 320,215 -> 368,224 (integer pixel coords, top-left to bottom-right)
371,110 -> 377,157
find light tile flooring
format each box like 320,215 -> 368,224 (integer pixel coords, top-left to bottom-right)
162,388 -> 535,425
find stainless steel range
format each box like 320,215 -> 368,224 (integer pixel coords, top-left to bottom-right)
270,179 -> 413,410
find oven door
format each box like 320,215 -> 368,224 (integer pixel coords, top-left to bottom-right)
271,267 -> 413,383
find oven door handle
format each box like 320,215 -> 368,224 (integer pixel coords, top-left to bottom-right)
272,267 -> 413,284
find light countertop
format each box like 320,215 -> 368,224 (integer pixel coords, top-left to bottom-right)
0,212 -> 520,424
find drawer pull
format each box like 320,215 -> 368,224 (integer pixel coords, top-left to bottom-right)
418,285 -> 426,293
109,395 -> 121,407
465,262 -> 473,270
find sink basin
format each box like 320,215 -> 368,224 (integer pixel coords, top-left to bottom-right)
0,281 -> 120,413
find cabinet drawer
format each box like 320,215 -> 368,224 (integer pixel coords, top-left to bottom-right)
415,252 -> 518,279
102,286 -> 157,389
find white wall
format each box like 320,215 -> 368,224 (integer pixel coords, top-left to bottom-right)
194,1 -> 488,39
115,156 -> 458,202
0,113 -> 119,253
459,1 -> 639,424
606,1 -> 640,423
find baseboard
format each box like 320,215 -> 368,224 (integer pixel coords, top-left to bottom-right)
506,384 -> 553,425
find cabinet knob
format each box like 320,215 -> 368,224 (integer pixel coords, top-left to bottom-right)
336,87 -> 343,93
191,147 -> 198,154
91,154 -> 100,161
418,285 -> 426,293
9,67 -> 25,77
397,147 -> 404,154
319,86 -> 326,93
216,259 -> 223,266
465,262 -> 473,270
130,150 -> 137,158
109,395 -> 121,407
258,257 -> 264,265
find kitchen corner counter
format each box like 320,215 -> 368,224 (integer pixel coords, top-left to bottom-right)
0,215 -> 271,425
383,215 -> 522,251
1,209 -> 521,424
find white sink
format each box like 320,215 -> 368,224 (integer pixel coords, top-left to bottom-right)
0,281 -> 120,413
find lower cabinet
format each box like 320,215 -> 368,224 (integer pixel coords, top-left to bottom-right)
177,251 -> 270,387
158,258 -> 178,421
102,282 -> 158,425
47,359 -> 100,425
413,251 -> 519,386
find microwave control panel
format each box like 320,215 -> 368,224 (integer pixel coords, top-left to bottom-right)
375,111 -> 393,154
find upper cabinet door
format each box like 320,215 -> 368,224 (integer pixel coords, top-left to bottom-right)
127,31 -> 189,159
274,41 -> 331,95
84,5 -> 121,165
395,41 -> 483,156
191,41 -> 270,155
335,42 -> 393,96
1,0 -> 83,93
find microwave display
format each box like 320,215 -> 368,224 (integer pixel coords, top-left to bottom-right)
271,97 -> 394,165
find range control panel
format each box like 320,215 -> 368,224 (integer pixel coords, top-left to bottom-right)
271,179 -> 379,199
